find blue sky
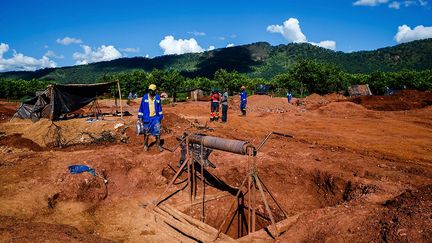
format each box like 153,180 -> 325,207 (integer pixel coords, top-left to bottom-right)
0,0 -> 431,71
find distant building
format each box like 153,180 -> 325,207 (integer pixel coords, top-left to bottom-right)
348,84 -> 372,97
188,88 -> 210,101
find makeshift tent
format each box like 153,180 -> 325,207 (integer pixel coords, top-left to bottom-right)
14,81 -> 118,121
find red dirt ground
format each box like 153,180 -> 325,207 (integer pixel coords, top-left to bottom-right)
0,91 -> 431,242
0,100 -> 18,123
350,90 -> 432,111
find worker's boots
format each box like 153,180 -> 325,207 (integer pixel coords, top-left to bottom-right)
156,136 -> 163,152
144,135 -> 149,151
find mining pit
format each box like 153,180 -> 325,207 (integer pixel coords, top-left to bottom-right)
0,92 -> 431,242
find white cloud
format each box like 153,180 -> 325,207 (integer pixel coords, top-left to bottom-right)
394,24 -> 432,43
208,45 -> 215,51
120,47 -> 140,53
230,34 -> 237,38
56,37 -> 82,45
389,1 -> 401,8
159,35 -> 205,55
145,54 -> 150,58
188,31 -> 206,36
419,0 -> 428,6
267,18 -> 337,50
353,0 -> 388,6
0,43 -> 57,71
309,40 -> 337,50
404,0 -> 416,6
44,50 -> 64,59
218,36 -> 226,41
266,18 -> 307,43
73,45 -> 122,65
226,43 -> 235,48
355,0 -> 427,7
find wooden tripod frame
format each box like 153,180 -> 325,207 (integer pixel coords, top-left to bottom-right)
153,137 -> 287,240
213,147 -> 287,240
153,137 -> 203,208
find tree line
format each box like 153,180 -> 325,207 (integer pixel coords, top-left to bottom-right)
1,59 -> 431,100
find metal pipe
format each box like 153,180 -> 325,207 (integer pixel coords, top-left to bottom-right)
256,131 -> 293,152
188,134 -> 256,156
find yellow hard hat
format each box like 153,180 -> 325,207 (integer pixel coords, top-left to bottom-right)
241,85 -> 246,89
148,84 -> 157,91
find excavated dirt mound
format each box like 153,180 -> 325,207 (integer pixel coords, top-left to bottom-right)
368,185 -> 432,242
299,93 -> 331,110
0,133 -> 44,151
0,216 -> 111,242
1,118 -> 126,148
55,170 -> 108,203
0,101 -> 18,123
324,93 -> 348,102
350,90 -> 432,111
318,101 -> 368,115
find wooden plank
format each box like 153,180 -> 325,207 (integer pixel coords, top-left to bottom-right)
237,213 -> 301,242
159,205 -> 218,235
159,204 -> 236,242
151,212 -> 196,242
153,208 -> 215,242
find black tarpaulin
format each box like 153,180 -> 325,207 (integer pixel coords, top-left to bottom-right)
51,82 -> 116,120
14,81 -> 116,121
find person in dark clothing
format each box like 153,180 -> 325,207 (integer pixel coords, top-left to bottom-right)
221,88 -> 229,123
287,91 -> 292,104
240,86 -> 247,116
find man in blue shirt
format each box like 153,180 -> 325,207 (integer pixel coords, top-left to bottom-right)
240,86 -> 247,116
138,84 -> 164,152
287,91 -> 292,104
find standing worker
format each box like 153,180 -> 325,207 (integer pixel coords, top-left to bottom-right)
210,88 -> 221,121
138,84 -> 164,152
240,86 -> 247,116
221,88 -> 229,123
287,90 -> 292,104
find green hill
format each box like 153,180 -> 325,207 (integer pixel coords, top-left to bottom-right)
1,39 -> 432,83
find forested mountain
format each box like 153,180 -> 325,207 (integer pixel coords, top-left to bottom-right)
1,39 -> 431,83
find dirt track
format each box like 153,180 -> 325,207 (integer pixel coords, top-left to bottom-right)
1,92 -> 432,242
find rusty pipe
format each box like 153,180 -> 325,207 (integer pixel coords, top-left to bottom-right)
188,134 -> 256,156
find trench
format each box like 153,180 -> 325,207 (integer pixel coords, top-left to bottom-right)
173,162 -> 377,240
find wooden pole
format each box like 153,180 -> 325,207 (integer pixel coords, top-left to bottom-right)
255,174 -> 279,236
251,149 -> 256,233
186,138 -> 192,213
200,141 -> 205,222
247,161 -> 251,235
214,173 -> 249,241
117,80 -> 123,119
50,85 -> 54,121
154,157 -> 190,205
257,174 -> 288,218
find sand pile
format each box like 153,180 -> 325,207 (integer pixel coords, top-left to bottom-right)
324,93 -> 348,102
1,118 -> 126,147
299,93 -> 330,110
318,101 -> 367,115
